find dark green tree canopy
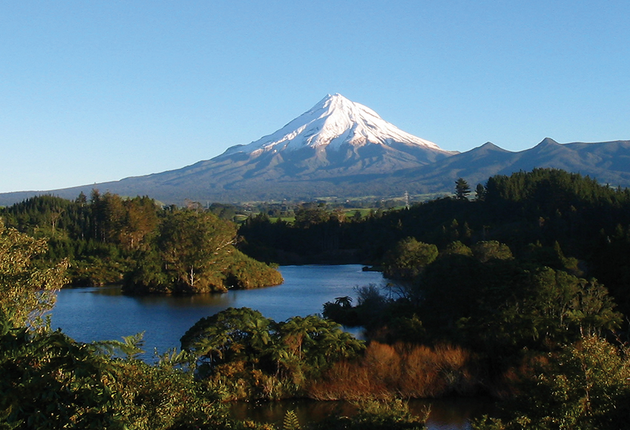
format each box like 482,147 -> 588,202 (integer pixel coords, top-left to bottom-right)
455,178 -> 471,200
181,307 -> 365,388
383,237 -> 438,280
125,209 -> 283,294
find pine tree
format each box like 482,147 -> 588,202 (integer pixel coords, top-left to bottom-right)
455,178 -> 471,200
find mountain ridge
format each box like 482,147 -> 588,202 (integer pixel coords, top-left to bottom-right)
1,95 -> 629,206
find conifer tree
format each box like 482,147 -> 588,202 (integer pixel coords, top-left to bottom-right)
455,178 -> 471,199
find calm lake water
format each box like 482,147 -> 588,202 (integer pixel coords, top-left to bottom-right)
51,264 -> 493,429
51,265 -> 382,354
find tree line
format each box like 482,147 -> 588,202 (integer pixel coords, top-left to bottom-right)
239,168 -> 630,428
240,169 -> 630,314
0,190 -> 282,293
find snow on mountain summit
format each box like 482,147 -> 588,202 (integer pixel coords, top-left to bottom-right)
224,94 -> 449,156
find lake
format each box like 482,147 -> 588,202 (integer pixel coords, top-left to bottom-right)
51,264 -> 493,429
51,265 -> 383,354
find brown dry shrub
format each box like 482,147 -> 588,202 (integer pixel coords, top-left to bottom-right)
306,341 -> 480,400
430,343 -> 476,395
397,343 -> 443,397
306,360 -> 377,400
363,341 -> 402,389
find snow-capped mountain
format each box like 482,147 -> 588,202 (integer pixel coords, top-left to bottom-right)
223,93 -> 448,156
2,94 -> 630,206
0,93 -> 457,204
143,93 -> 453,199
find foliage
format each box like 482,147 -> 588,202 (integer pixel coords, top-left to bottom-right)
238,168 -> 630,282
224,250 -> 284,289
0,324 -> 119,429
473,335 -> 630,430
440,240 -> 473,257
4,168 -> 630,425
127,210 -> 236,293
322,296 -> 361,327
325,238 -> 622,358
0,319 -> 264,429
283,410 -> 301,430
0,220 -> 67,329
412,249 -> 621,350
307,342 -> 479,400
158,210 -> 236,291
1,193 -> 282,293
181,308 -> 273,373
294,204 -> 331,228
382,237 -> 438,280
125,209 -> 283,294
181,308 -> 365,400
455,178 -> 471,200
0,225 -> 278,429
309,398 -> 428,430
235,169 -> 630,424
105,355 -> 232,429
475,183 -> 487,201
90,191 -> 159,251
471,240 -> 513,263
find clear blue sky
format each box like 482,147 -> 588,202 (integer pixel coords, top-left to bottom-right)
1,1 -> 629,193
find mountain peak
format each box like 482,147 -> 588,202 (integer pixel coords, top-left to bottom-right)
538,137 -> 560,146
475,142 -> 509,153
325,92 -> 347,101
317,93 -> 360,112
223,94 -> 452,157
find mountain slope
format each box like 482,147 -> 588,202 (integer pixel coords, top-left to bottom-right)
388,138 -> 630,193
1,94 -> 630,206
0,94 -> 456,204
197,93 -> 455,181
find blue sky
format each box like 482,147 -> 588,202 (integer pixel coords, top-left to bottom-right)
1,1 -> 629,193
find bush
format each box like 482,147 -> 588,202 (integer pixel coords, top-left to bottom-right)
473,335 -> 630,429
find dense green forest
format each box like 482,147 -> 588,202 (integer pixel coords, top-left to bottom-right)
0,190 -> 282,293
240,168 -> 630,316
240,168 -> 630,428
2,168 -> 630,428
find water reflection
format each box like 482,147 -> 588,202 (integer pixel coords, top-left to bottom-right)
230,397 -> 495,430
51,265 -> 384,356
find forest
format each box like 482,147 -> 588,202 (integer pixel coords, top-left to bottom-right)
0,190 -> 283,293
2,168 -> 630,429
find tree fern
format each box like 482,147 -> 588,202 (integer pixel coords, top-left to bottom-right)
283,410 -> 301,430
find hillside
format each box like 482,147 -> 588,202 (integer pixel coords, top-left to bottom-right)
1,95 -> 629,206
